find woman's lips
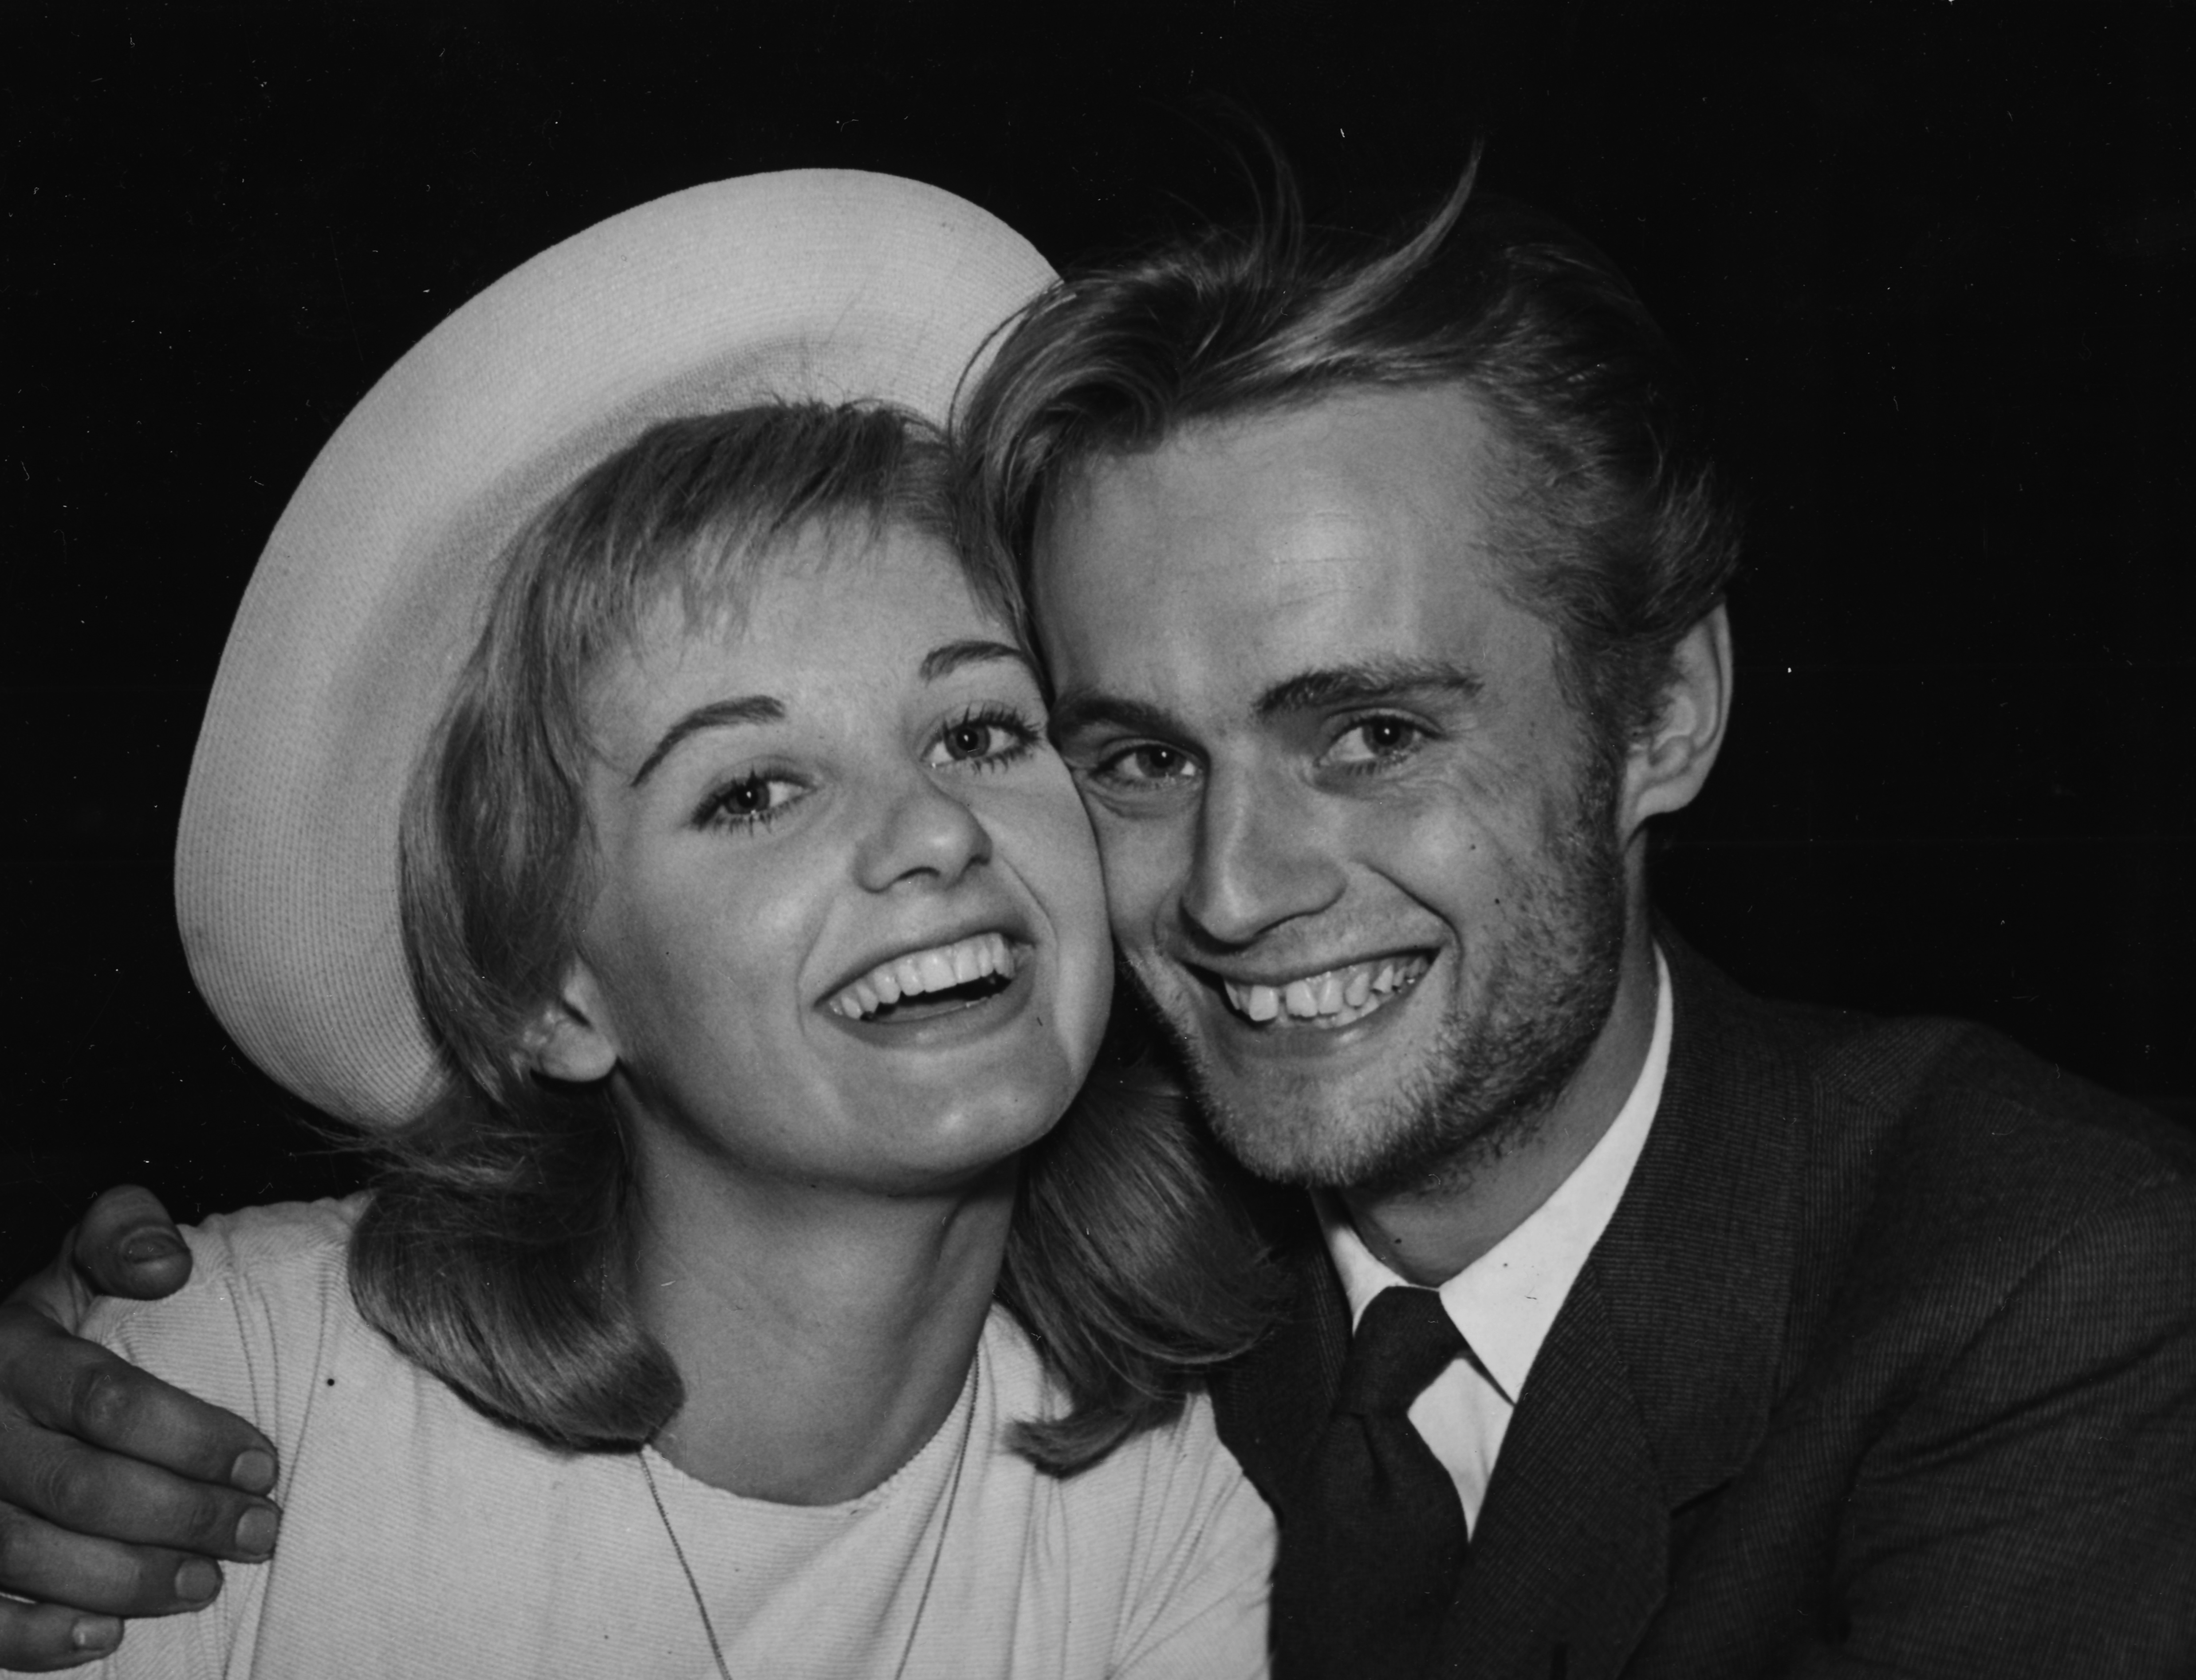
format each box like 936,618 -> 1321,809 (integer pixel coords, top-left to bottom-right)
826,931 -> 1020,1021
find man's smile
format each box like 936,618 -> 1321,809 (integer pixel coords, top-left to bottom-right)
1202,953 -> 1435,1031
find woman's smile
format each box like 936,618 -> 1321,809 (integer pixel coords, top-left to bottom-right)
823,928 -> 1028,1021
547,519 -> 1113,1193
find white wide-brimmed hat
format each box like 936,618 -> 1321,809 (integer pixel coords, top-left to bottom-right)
175,170 -> 1055,1129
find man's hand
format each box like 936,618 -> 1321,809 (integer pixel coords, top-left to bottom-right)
0,1188 -> 281,1671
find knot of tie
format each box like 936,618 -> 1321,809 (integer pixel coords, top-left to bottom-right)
1336,1284 -> 1465,1417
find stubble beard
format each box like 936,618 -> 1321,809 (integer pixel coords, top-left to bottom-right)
1133,757 -> 1632,1200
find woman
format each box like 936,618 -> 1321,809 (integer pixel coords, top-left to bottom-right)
26,175 -> 1275,1678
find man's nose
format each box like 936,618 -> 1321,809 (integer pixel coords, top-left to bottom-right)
852,769 -> 993,891
1177,764 -> 1345,947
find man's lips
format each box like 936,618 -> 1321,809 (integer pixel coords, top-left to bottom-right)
1203,953 -> 1434,1030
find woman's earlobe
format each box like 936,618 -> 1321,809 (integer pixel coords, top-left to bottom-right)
1623,605 -> 1734,832
526,967 -> 618,1083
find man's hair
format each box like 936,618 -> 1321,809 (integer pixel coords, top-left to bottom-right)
353,401 -> 1270,1472
959,162 -> 1742,748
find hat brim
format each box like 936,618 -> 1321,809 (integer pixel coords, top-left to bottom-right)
174,170 -> 1055,1127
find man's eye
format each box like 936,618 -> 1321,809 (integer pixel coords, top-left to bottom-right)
1094,742 -> 1200,788
1326,716 -> 1427,767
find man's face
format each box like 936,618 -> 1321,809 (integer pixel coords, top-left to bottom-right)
1035,385 -> 1634,1195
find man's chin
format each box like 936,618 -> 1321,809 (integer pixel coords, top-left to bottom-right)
1198,1092 -> 1378,1189
1197,1062 -> 1559,1198
1165,997 -> 1437,1175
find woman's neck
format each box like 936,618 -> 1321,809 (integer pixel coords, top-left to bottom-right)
626,1136 -> 1016,1505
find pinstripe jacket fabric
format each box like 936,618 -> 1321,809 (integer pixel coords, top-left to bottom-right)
1212,938 -> 2196,1679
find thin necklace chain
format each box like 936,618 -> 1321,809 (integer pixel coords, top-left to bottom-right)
641,1450 -> 735,1680
640,1357 -> 980,1680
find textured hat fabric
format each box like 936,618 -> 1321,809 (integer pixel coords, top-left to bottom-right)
174,171 -> 1056,1128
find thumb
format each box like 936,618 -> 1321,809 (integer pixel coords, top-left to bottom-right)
70,1185 -> 193,1301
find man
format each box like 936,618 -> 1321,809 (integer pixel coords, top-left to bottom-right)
5,175 -> 2195,1676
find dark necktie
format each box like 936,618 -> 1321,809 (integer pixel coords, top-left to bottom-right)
1273,1284 -> 1470,1680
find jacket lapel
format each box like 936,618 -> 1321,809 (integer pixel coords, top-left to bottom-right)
1437,938 -> 1807,1678
1434,1263 -> 1668,1678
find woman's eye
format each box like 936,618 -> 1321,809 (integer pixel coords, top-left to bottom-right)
701,773 -> 806,830
926,710 -> 1038,772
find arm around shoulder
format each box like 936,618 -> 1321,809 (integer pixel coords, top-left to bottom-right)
0,1192 -> 282,1672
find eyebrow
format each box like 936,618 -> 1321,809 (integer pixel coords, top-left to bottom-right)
1050,658 -> 1485,744
919,638 -> 1040,685
630,696 -> 786,787
1047,691 -> 1183,742
1253,659 -> 1484,721
628,640 -> 1038,787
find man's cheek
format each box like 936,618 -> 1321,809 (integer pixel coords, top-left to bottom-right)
1092,823 -> 1178,943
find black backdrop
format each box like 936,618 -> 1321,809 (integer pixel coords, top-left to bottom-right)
7,2 -> 2192,1279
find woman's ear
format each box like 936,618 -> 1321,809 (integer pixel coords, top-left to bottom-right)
1621,605 -> 1734,837
526,961 -> 618,1084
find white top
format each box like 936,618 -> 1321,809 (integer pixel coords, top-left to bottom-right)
1322,948 -> 1673,1531
55,1198 -> 1273,1680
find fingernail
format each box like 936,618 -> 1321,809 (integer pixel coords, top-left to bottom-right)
230,1448 -> 277,1493
119,1228 -> 186,1265
175,1558 -> 220,1603
235,1505 -> 279,1555
71,1617 -> 121,1654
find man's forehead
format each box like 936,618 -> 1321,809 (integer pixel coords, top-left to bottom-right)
1031,387 -> 1531,699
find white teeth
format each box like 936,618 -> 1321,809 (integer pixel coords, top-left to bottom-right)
1224,981 -> 1286,1021
1220,955 -> 1430,1031
829,934 -> 1019,1020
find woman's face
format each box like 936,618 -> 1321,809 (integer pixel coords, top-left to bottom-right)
548,522 -> 1112,1196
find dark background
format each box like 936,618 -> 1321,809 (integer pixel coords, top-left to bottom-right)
7,2 -> 2192,1279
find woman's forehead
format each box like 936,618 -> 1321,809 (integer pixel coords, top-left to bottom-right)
594,525 -> 1021,724
661,521 -> 1006,642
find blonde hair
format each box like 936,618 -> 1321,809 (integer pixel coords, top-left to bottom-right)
352,401 -> 1271,1470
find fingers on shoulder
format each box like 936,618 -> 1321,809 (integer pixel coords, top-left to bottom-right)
71,1189 -> 193,1303
0,1596 -> 124,1673
0,1493 -> 229,1618
46,1342 -> 273,1491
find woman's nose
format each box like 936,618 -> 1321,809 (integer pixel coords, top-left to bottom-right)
851,770 -> 993,891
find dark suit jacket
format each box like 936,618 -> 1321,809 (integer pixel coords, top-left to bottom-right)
1211,939 -> 2196,1678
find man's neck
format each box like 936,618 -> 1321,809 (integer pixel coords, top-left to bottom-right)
1340,932 -> 1661,1287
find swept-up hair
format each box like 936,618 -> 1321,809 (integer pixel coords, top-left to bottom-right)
958,157 -> 1742,750
352,400 -> 1271,1473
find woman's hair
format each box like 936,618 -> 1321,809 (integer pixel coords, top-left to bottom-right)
351,400 -> 1271,1473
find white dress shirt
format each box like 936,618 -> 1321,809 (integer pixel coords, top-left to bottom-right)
1320,948 -> 1673,1532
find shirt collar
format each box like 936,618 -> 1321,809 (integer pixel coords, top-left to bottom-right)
1322,947 -> 1673,1403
